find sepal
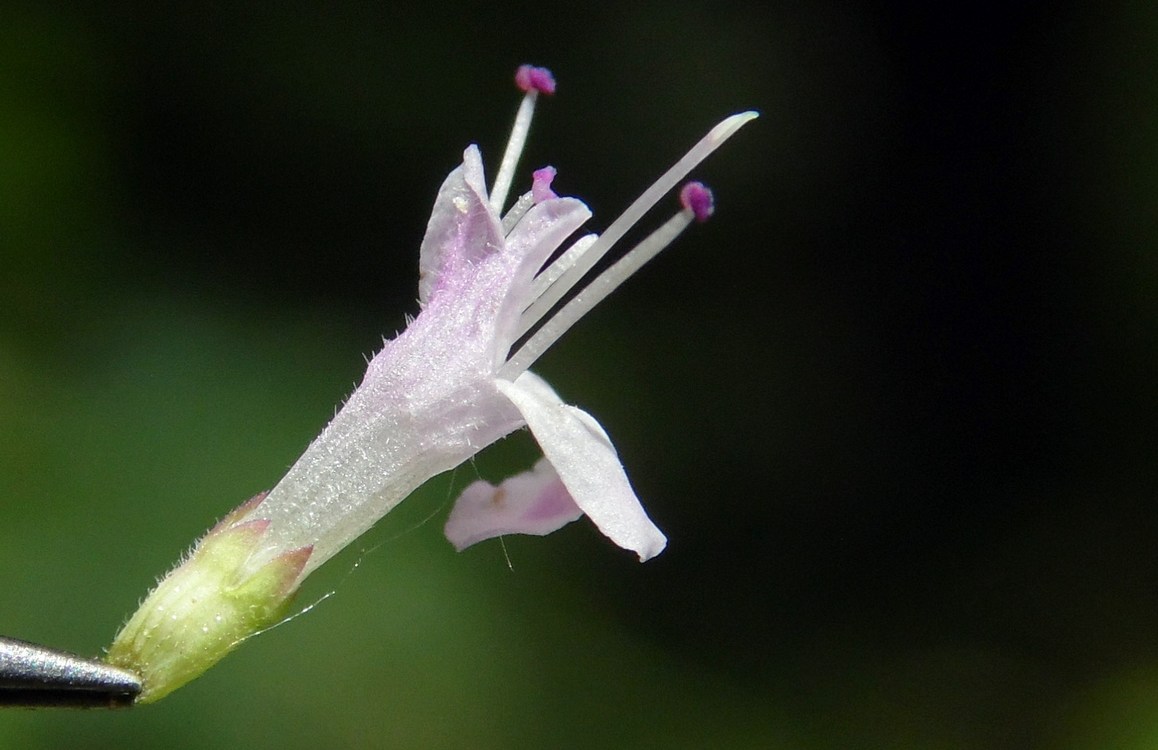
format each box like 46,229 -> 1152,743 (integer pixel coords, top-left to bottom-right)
106,517 -> 313,703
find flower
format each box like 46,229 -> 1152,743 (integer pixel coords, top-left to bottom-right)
106,64 -> 756,703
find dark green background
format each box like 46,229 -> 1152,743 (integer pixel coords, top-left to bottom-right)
2,2 -> 1156,747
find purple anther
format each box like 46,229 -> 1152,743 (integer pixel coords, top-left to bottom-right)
679,181 -> 714,222
515,65 -> 557,95
531,166 -> 558,202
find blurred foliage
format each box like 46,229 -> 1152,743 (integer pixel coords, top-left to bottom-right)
1,1 -> 1156,748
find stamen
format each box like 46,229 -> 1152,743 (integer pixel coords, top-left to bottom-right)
515,111 -> 758,343
490,65 -> 556,215
528,234 -> 598,303
501,183 -> 710,379
532,166 -> 558,202
501,167 -> 559,235
679,181 -> 714,222
501,192 -> 535,235
515,233 -> 599,338
515,65 -> 557,95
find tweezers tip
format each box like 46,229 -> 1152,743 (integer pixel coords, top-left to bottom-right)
0,636 -> 141,709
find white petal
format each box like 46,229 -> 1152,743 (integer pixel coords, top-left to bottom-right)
417,146 -> 503,306
496,372 -> 667,561
444,458 -> 583,552
496,197 -> 591,346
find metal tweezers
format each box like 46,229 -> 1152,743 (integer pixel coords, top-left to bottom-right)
0,636 -> 140,708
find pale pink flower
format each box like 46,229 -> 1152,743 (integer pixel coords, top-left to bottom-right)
108,64 -> 756,702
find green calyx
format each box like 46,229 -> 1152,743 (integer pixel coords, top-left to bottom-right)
106,507 -> 312,703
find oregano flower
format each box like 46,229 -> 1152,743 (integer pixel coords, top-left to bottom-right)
107,64 -> 755,703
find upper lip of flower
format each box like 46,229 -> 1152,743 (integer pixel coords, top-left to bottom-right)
414,143 -> 593,376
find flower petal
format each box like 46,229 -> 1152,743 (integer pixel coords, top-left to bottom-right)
417,146 -> 504,306
496,196 -> 591,345
444,458 -> 583,551
496,372 -> 667,561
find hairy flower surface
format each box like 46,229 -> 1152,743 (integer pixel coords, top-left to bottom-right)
107,65 -> 756,702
